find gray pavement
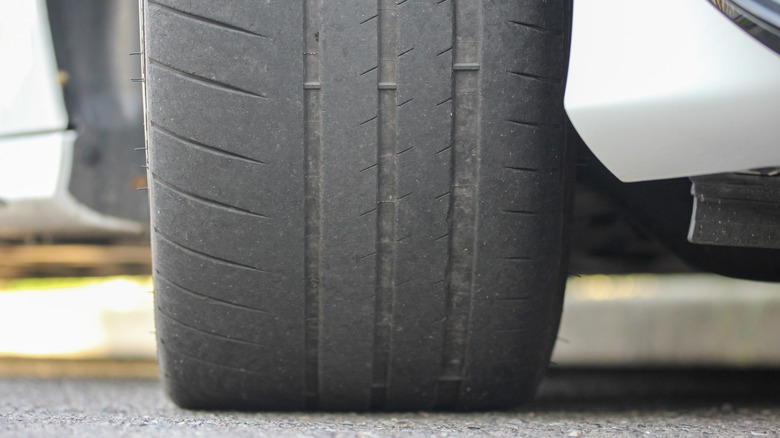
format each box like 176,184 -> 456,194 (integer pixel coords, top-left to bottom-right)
1,368 -> 779,437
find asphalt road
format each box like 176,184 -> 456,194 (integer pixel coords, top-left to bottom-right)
1,367 -> 779,437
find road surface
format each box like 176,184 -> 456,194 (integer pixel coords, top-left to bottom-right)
1,366 -> 779,437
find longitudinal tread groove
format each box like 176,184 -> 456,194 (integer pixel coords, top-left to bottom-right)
149,59 -> 268,99
149,1 -> 269,39
157,306 -> 270,347
436,0 -> 482,410
150,123 -> 266,165
304,0 -> 323,411
154,228 -> 269,273
370,0 -> 399,410
153,173 -> 268,219
155,270 -> 269,313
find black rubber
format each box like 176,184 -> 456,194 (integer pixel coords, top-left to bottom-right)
142,0 -> 573,411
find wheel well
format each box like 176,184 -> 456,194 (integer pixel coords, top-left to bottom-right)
570,138 -> 780,282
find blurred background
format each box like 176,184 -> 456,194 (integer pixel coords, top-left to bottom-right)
2,273 -> 780,377
1,0 -> 780,379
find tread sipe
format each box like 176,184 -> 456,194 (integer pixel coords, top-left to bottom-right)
142,0 -> 573,411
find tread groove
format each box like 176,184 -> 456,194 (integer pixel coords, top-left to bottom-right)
360,207 -> 379,217
508,19 -> 563,36
154,227 -> 269,273
150,122 -> 267,165
155,270 -> 269,313
361,14 -> 379,24
361,66 -> 379,76
436,144 -> 452,155
360,163 -> 379,173
397,234 -> 412,242
304,0 -> 323,410
149,59 -> 268,99
398,47 -> 414,57
507,70 -> 563,84
437,46 -> 453,56
397,98 -> 414,107
436,0 -> 482,410
149,1 -> 270,39
159,339 -> 269,376
505,165 -> 558,173
360,251 -> 378,261
153,173 -> 268,219
371,0 -> 400,410
506,119 -> 561,129
397,146 -> 413,155
502,209 -> 541,215
157,305 -> 270,347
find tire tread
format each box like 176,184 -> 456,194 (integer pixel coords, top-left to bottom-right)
144,0 -> 571,411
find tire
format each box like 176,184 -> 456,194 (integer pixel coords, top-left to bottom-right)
141,0 -> 573,411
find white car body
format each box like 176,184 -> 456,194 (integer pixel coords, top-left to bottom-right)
565,0 -> 780,182
0,0 -> 142,239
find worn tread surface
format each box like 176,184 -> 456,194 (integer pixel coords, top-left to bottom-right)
143,0 -> 572,411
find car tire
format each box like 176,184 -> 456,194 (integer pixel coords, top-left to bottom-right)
141,0 -> 573,411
